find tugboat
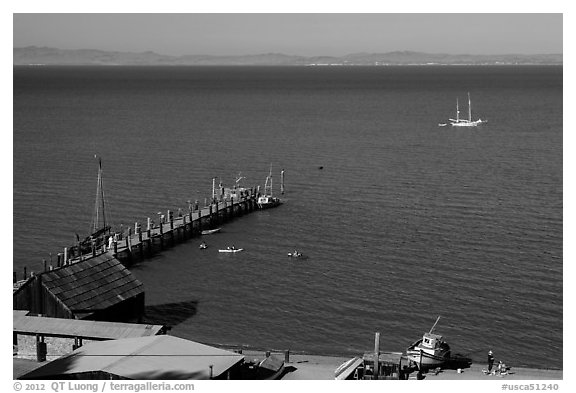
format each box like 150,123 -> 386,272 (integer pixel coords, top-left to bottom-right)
406,316 -> 451,370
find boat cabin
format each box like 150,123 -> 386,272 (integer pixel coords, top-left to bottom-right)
421,332 -> 444,349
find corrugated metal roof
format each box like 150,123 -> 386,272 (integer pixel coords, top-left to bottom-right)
20,335 -> 244,380
13,311 -> 165,340
40,254 -> 144,313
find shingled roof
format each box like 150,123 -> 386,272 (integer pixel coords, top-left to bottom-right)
40,253 -> 144,318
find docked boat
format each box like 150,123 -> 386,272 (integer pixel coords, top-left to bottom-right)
448,93 -> 485,127
218,247 -> 244,253
75,157 -> 112,255
406,316 -> 451,370
257,164 -> 282,209
201,228 -> 221,235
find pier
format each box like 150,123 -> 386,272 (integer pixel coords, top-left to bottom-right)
76,190 -> 258,267
14,188 -> 260,282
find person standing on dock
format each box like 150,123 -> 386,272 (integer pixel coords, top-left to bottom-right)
488,350 -> 495,373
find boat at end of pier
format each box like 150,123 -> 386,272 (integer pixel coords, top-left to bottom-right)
257,195 -> 282,209
406,316 -> 451,369
257,164 -> 283,209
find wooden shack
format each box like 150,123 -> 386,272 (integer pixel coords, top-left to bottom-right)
13,254 -> 144,322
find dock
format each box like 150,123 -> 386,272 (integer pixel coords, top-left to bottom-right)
14,187 -> 263,282
73,190 -> 259,266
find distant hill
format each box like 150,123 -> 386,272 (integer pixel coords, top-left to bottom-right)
13,46 -> 562,66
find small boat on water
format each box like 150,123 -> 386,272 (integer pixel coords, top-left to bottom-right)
287,251 -> 303,258
199,242 -> 208,249
257,164 -> 282,209
406,316 -> 451,370
218,247 -> 244,253
448,92 -> 485,127
201,228 -> 221,235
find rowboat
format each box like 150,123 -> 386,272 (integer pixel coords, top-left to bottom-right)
287,251 -> 303,258
218,248 -> 244,253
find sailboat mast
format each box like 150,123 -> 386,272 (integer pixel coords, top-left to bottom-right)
456,98 -> 460,122
468,92 -> 472,122
268,164 -> 273,197
93,157 -> 107,233
99,160 -> 106,231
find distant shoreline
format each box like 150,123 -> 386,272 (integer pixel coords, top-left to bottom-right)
13,46 -> 562,67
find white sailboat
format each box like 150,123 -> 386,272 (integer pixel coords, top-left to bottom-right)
448,92 -> 485,127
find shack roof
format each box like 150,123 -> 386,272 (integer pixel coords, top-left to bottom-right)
13,358 -> 46,380
39,254 -> 144,316
13,311 -> 165,340
20,335 -> 244,380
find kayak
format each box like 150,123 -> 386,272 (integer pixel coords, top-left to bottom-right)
201,228 -> 221,235
219,248 -> 244,253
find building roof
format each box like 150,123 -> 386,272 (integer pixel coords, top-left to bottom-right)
20,335 -> 244,380
39,254 -> 144,316
13,358 -> 46,380
13,311 -> 165,340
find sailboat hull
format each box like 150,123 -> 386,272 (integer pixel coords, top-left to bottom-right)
448,93 -> 484,127
451,120 -> 483,127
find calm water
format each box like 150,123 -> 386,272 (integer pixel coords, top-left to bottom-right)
13,66 -> 562,369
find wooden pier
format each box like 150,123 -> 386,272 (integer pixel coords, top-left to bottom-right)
14,188 -> 261,281
108,192 -> 258,266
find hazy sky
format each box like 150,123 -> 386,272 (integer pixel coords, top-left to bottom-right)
13,13 -> 563,57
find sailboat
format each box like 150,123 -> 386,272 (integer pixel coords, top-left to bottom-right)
257,164 -> 282,209
448,92 -> 485,127
78,157 -> 112,253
